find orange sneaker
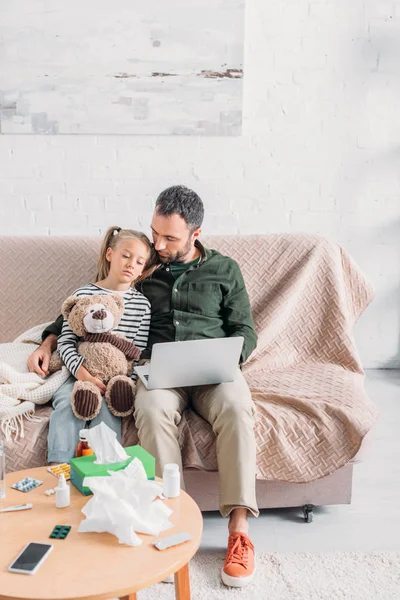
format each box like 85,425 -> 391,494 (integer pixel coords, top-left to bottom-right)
221,532 -> 255,587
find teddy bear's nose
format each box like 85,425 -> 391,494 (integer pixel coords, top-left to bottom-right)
92,309 -> 107,320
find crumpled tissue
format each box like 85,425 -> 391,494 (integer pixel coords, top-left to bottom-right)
78,457 -> 173,546
84,421 -> 129,464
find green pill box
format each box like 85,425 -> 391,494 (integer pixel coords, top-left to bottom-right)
69,445 -> 155,495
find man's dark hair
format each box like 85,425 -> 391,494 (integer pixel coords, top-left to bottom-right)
155,185 -> 204,230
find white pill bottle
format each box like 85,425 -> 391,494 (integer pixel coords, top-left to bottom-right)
162,463 -> 181,498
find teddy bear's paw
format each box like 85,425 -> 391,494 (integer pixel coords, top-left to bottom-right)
71,381 -> 102,420
105,375 -> 136,417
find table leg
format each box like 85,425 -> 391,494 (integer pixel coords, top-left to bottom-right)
120,595 -> 136,600
174,562 -> 190,600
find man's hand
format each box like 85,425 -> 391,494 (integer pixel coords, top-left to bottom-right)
27,334 -> 57,376
76,365 -> 107,395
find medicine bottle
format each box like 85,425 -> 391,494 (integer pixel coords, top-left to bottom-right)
75,429 -> 94,458
163,463 -> 181,498
55,473 -> 70,508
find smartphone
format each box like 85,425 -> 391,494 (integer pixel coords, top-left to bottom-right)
8,542 -> 53,575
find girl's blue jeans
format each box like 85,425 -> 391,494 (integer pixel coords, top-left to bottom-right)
47,376 -> 122,463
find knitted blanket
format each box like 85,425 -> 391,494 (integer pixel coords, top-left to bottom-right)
0,323 -> 69,441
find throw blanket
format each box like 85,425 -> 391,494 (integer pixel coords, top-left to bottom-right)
0,323 -> 69,441
167,234 -> 380,482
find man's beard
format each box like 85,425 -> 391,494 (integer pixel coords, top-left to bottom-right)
157,235 -> 193,264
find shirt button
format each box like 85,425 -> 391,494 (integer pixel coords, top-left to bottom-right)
175,321 -> 180,326
174,288 -> 178,292
166,268 -> 170,272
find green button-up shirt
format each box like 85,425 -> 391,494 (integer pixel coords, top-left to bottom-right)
136,240 -> 257,363
43,241 -> 257,364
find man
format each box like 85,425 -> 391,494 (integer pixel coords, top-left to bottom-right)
28,185 -> 258,587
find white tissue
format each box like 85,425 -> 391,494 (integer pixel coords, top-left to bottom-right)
78,458 -> 173,546
84,422 -> 129,464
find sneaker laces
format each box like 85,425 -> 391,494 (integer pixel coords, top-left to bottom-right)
226,534 -> 253,569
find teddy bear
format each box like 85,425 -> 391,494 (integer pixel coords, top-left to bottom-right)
50,294 -> 142,421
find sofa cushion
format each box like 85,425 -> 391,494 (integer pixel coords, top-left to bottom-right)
2,400 -> 368,476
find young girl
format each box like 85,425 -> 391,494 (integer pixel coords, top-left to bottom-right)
47,226 -> 158,465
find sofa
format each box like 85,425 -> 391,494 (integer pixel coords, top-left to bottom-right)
0,234 -> 378,520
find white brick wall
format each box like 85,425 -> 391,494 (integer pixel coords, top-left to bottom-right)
1,0 -> 399,368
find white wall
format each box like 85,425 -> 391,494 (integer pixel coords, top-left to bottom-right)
0,0 -> 399,368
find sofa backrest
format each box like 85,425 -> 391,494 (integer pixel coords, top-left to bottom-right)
0,233 -> 367,345
0,234 -> 278,342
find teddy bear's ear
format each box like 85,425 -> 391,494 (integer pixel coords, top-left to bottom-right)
61,296 -> 79,319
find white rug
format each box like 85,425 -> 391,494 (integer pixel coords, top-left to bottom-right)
137,551 -> 400,600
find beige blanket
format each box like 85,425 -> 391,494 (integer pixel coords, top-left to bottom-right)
128,234 -> 378,483
0,323 -> 70,441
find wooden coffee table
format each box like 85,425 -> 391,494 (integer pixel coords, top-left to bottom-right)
0,467 -> 203,600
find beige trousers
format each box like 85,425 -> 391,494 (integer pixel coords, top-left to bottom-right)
134,369 -> 259,518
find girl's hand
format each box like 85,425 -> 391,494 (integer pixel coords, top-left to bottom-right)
90,376 -> 107,395
76,366 -> 107,394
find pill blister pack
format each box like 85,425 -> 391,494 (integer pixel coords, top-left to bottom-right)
153,531 -> 192,550
49,525 -> 71,540
47,463 -> 71,481
11,477 -> 43,493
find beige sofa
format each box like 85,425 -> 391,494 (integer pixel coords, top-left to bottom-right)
0,234 -> 377,521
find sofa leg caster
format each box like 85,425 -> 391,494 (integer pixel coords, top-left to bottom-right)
302,504 -> 314,523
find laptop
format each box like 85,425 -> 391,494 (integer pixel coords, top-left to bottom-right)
134,337 -> 244,390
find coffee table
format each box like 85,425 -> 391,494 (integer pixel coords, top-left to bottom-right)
0,467 -> 203,600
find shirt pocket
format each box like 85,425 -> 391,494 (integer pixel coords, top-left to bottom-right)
187,282 -> 222,316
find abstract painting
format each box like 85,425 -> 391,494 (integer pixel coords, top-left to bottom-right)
0,0 -> 244,135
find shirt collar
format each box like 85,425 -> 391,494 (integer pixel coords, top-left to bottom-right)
195,239 -> 208,263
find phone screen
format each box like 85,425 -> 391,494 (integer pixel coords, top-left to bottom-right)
11,543 -> 52,572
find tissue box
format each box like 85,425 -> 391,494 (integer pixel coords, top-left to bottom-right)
70,445 -> 155,495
